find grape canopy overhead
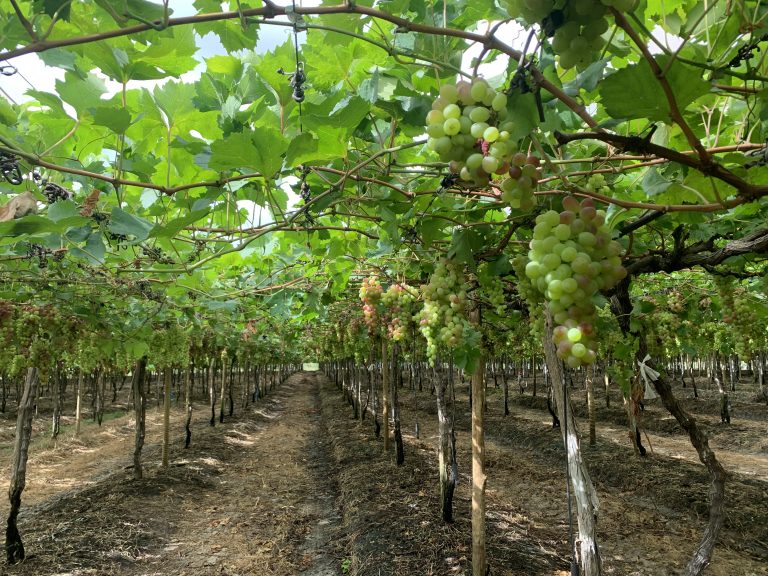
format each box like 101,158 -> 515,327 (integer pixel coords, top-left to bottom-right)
0,0 -> 766,364
1,2 -> 767,576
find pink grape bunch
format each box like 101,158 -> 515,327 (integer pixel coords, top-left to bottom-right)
381,283 -> 415,342
359,275 -> 383,330
418,259 -> 471,364
523,196 -> 626,367
425,79 -> 520,185
500,153 -> 541,211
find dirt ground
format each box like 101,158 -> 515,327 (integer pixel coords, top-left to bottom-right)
0,371 -> 766,576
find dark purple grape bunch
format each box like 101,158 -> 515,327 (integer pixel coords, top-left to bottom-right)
42,182 -> 73,204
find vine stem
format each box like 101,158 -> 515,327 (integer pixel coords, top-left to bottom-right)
9,0 -> 38,41
536,188 -> 740,213
554,131 -> 768,203
0,144 -> 263,196
611,8 -> 710,163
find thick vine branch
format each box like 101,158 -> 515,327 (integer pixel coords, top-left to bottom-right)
9,0 -> 38,41
617,210 -> 666,236
624,228 -> 768,276
553,131 -> 767,203
0,144 -> 264,195
609,278 -> 727,576
537,188 -> 740,213
611,9 -> 710,163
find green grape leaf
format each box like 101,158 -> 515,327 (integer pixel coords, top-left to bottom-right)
47,200 -> 79,222
209,128 -> 289,178
108,208 -> 154,241
599,57 -> 708,121
91,106 -> 132,133
0,215 -> 54,236
37,0 -> 72,19
642,167 -> 673,196
70,231 -> 106,265
151,209 -> 210,238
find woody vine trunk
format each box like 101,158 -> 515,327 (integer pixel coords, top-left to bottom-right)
543,311 -> 602,576
470,352 -> 487,576
184,366 -> 193,449
5,367 -> 38,564
435,370 -> 456,522
132,357 -> 147,480
470,306 -> 487,576
381,338 -> 390,451
610,278 -> 726,576
51,363 -> 61,438
162,367 -> 171,467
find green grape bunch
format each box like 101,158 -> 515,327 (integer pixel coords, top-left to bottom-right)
477,263 -> 507,316
505,0 -> 636,70
500,153 -> 541,211
418,259 -> 472,364
359,275 -> 384,331
425,78 -> 521,185
524,196 -> 626,367
717,277 -> 761,357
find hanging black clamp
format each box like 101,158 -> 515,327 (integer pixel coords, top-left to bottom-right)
295,165 -> 314,224
438,172 -> 458,194
278,63 -> 306,103
297,165 -> 311,202
300,180 -> 311,203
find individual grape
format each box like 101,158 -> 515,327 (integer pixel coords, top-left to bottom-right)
491,93 -> 508,111
426,123 -> 445,138
471,122 -> 489,139
482,155 -> 499,174
470,79 -> 490,102
439,84 -> 459,103
466,153 -> 484,171
443,118 -> 461,135
469,106 -> 491,123
483,126 -> 500,142
443,103 -> 461,119
426,110 -> 444,125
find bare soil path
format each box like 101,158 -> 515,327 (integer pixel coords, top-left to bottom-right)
0,371 -> 766,576
1,372 -> 344,576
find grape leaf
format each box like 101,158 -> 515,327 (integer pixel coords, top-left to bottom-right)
208,128 -> 289,178
108,208 -> 154,241
599,58 -> 708,121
